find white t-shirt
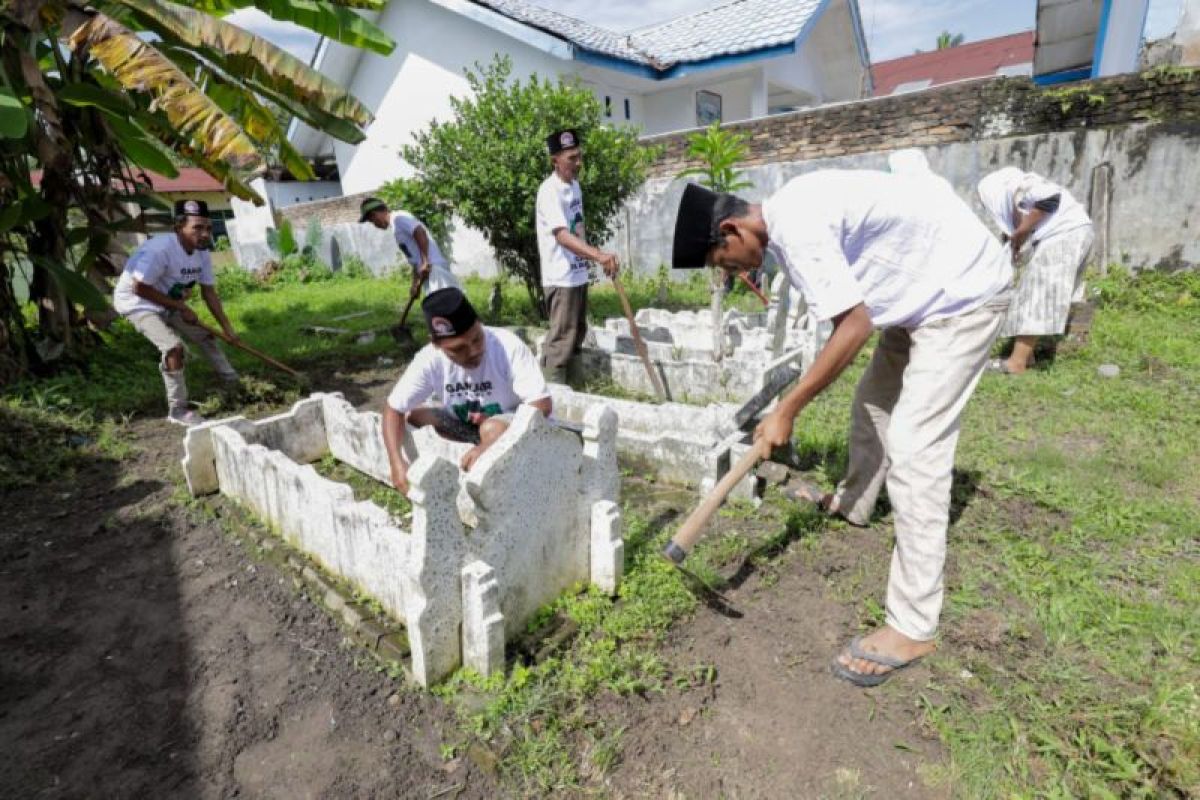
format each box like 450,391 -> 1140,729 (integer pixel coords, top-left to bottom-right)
536,174 -> 589,288
113,233 -> 214,316
386,327 -> 549,422
763,170 -> 1012,329
392,211 -> 460,295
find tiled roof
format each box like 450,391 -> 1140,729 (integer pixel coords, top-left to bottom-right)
871,31 -> 1035,96
470,0 -> 826,70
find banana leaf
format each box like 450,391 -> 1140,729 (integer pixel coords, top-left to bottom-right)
0,87 -> 29,139
31,255 -> 111,311
106,115 -> 181,177
205,81 -> 315,180
183,0 -> 386,21
69,12 -> 263,175
114,0 -> 381,124
56,81 -> 135,117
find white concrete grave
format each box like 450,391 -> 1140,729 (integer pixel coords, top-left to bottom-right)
549,385 -> 759,499
181,393 -> 622,687
572,275 -> 829,403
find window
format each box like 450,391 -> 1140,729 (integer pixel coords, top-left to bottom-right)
604,95 -> 612,118
696,90 -> 722,125
624,98 -> 631,120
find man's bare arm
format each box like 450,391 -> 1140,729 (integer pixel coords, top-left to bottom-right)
134,281 -> 194,320
200,285 -> 236,339
382,405 -> 410,494
553,228 -> 618,276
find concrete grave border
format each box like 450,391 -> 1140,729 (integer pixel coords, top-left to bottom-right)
182,393 -> 622,686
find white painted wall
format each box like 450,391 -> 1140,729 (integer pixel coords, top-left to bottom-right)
265,180 -> 343,209
642,70 -> 763,135
336,0 -> 570,194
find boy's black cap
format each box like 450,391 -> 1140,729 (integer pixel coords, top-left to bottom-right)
174,198 -> 209,217
546,129 -> 581,155
671,183 -> 720,270
359,197 -> 387,223
422,287 -> 479,340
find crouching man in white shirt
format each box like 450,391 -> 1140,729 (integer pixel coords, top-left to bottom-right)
672,171 -> 1013,687
382,287 -> 551,495
112,198 -> 239,426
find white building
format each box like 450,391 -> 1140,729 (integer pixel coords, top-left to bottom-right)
289,0 -> 871,195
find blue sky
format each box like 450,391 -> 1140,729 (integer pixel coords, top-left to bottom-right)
229,0 -> 1185,66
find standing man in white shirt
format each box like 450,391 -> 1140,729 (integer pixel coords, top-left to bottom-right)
360,197 -> 461,297
672,171 -> 1013,687
535,129 -> 620,384
113,199 -> 239,426
382,287 -> 551,495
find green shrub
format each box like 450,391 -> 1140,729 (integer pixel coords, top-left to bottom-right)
1091,266 -> 1200,314
402,55 -> 658,315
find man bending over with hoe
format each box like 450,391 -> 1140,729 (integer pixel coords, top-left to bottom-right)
113,199 -> 239,427
672,170 -> 1013,686
382,287 -> 551,495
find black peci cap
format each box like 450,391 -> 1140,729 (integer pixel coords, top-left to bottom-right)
359,197 -> 387,223
671,183 -> 720,270
174,198 -> 209,218
546,129 -> 582,155
422,287 -> 479,340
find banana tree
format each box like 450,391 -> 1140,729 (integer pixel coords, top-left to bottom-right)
0,0 -> 393,384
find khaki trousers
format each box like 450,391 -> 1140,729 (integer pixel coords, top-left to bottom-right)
128,309 -> 238,381
830,291 -> 1011,641
541,284 -> 589,383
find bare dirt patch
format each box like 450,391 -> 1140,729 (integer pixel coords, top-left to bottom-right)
0,408 -> 494,798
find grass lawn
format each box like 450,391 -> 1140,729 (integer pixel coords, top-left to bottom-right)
2,266 -> 755,419
431,269 -> 1200,796
2,265 -> 1196,797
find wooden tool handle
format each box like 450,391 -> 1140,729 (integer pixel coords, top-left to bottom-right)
663,440 -> 768,564
197,320 -> 302,379
612,276 -> 668,401
739,273 -> 769,307
397,292 -> 420,327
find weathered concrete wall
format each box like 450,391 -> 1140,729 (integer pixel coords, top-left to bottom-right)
620,71 -> 1200,274
621,120 -> 1200,275
182,394 -> 623,686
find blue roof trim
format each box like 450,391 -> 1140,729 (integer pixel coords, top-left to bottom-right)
1090,0 -> 1114,78
1034,66 -> 1093,86
574,41 -> 798,81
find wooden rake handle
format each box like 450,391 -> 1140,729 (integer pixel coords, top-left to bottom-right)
612,276 -> 668,401
195,320 -> 302,379
663,440 -> 768,564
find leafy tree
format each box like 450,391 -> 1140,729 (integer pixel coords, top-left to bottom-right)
0,0 -> 394,384
401,56 -> 657,313
936,30 -> 965,50
676,122 -> 754,193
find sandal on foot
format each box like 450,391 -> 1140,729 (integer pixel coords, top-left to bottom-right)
985,358 -> 1015,375
831,636 -> 925,687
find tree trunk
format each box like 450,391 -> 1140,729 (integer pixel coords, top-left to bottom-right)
0,257 -> 26,388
